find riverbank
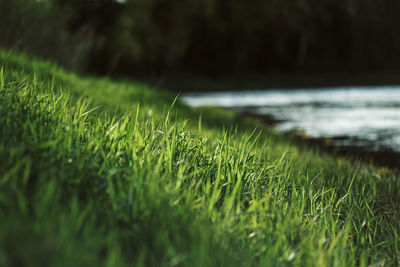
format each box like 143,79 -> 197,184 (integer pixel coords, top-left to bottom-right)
181,88 -> 400,170
150,72 -> 400,93
1,49 -> 399,266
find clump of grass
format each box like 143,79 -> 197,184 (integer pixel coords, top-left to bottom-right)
0,49 -> 399,266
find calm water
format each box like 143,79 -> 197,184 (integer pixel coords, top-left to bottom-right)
182,86 -> 400,166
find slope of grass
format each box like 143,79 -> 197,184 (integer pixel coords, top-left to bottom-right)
0,49 -> 399,266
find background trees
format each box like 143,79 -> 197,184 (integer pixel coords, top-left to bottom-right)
1,0 -> 400,77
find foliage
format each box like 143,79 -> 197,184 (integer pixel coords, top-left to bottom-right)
2,0 -> 400,77
57,0 -> 400,75
0,0 -> 90,70
1,49 -> 400,266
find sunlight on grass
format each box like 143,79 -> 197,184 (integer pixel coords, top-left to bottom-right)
0,49 -> 399,266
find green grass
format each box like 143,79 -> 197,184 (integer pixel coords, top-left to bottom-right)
0,49 -> 399,266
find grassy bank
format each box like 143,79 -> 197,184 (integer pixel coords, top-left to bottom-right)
0,49 -> 399,266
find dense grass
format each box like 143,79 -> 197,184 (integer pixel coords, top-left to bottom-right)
0,49 -> 399,266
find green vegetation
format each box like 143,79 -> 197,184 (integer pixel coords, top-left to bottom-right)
1,49 -> 399,266
0,0 -> 89,70
2,0 -> 400,77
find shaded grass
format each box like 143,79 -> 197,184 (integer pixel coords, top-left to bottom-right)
0,49 -> 399,266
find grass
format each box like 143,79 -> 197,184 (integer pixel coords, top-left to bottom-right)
0,48 -> 399,266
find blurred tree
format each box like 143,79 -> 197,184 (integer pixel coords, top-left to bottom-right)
0,0 -> 90,69
2,0 -> 400,77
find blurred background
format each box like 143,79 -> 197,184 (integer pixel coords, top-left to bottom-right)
2,0 -> 400,79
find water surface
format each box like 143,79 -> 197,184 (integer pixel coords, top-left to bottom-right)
182,86 -> 400,167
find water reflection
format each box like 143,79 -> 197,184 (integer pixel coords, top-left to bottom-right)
182,86 -> 400,164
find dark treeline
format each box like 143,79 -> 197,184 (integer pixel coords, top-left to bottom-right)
2,0 -> 400,77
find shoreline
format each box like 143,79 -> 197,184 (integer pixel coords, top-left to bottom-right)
240,111 -> 400,171
148,72 -> 400,93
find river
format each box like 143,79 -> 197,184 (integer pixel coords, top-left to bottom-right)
181,86 -> 400,168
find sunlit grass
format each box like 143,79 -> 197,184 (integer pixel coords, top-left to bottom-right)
0,49 -> 399,266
